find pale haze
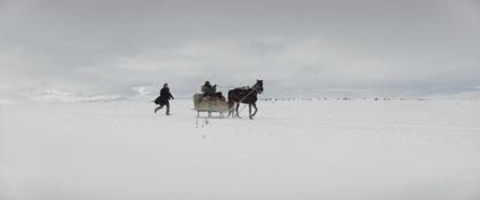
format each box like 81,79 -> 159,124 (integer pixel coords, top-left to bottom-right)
1,0 -> 479,99
2,1 -> 480,199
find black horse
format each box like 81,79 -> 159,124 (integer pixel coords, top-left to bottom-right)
228,80 -> 264,119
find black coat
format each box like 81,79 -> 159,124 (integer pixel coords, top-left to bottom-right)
155,88 -> 174,105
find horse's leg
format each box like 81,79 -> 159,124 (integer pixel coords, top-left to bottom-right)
249,104 -> 253,119
235,103 -> 241,118
227,101 -> 233,117
230,102 -> 236,117
251,103 -> 258,118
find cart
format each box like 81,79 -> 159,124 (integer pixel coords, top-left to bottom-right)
193,93 -> 230,118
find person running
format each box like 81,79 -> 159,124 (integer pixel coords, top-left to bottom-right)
154,83 -> 174,115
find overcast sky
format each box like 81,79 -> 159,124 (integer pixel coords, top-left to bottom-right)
1,0 -> 479,98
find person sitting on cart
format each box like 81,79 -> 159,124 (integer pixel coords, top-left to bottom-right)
201,81 -> 217,97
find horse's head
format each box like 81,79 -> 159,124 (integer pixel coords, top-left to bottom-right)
254,79 -> 264,94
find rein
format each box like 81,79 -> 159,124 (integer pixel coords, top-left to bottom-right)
236,84 -> 261,103
234,86 -> 259,114
237,87 -> 257,103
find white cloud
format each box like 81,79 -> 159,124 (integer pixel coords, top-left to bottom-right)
132,86 -> 152,96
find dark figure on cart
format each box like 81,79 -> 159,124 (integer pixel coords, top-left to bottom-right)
201,81 -> 217,97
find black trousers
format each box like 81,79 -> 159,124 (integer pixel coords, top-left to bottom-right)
154,101 -> 170,114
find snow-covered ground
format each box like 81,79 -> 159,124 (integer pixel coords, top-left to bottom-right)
1,99 -> 480,200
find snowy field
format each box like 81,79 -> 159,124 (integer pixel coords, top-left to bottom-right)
1,98 -> 480,200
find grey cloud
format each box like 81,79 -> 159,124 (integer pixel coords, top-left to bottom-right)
1,0 -> 479,100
